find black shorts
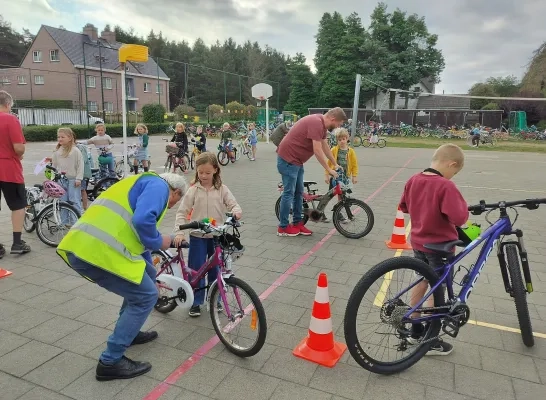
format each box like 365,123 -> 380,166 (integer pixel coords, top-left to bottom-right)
0,182 -> 27,211
414,250 -> 454,284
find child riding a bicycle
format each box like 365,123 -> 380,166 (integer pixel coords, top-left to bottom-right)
173,152 -> 242,317
170,122 -> 189,171
220,122 -> 235,161
399,143 -> 468,356
193,125 -> 207,153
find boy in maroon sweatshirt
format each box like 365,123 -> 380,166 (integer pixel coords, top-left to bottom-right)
399,143 -> 469,355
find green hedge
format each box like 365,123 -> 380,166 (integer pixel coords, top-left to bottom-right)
15,100 -> 74,109
23,123 -> 171,142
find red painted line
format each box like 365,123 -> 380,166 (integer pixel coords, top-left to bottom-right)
143,156 -> 415,400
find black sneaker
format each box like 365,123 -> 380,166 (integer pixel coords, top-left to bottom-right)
10,240 -> 31,255
95,356 -> 152,381
189,305 -> 201,317
0,244 -> 5,259
426,340 -> 453,356
130,331 -> 158,346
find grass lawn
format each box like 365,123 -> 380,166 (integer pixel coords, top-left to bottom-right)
380,136 -> 546,153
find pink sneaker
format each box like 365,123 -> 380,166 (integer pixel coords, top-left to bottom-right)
294,222 -> 313,236
277,225 -> 300,237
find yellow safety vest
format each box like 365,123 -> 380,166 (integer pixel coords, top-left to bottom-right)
57,172 -> 168,285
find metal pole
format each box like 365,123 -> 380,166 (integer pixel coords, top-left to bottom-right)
82,43 -> 90,137
121,62 -> 129,177
265,98 -> 270,143
156,57 -> 161,105
238,75 -> 241,103
277,82 -> 280,110
184,63 -> 188,105
223,71 -> 227,108
98,41 -> 106,121
350,74 -> 362,146
29,68 -> 35,125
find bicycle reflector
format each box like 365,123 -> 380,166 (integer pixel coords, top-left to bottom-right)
457,222 -> 481,245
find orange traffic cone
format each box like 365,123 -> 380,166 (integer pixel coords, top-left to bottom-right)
293,273 -> 346,367
0,268 -> 13,279
385,206 -> 411,250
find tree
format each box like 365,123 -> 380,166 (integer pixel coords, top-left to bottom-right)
468,75 -> 521,109
0,16 -> 33,66
468,82 -> 498,110
367,3 -> 445,109
284,53 -> 317,115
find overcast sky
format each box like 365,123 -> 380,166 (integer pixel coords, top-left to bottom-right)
5,0 -> 546,94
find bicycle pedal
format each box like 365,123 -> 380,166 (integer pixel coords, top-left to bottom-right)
441,320 -> 460,338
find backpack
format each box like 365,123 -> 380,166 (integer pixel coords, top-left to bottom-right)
76,143 -> 92,179
270,123 -> 289,147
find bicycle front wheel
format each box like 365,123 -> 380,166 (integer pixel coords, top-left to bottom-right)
352,134 -> 363,147
152,250 -> 178,314
163,155 -> 172,173
377,139 -> 387,148
35,202 -> 81,247
209,276 -> 267,357
505,245 -> 534,347
332,198 -> 374,239
190,152 -> 196,170
235,145 -> 242,161
344,256 -> 444,374
24,206 -> 36,233
217,151 -> 229,166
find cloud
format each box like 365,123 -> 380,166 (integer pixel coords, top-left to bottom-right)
3,0 -> 546,94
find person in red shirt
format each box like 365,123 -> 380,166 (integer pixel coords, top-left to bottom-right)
0,91 -> 31,256
399,143 -> 468,356
276,108 -> 346,236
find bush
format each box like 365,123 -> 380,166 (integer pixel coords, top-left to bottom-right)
537,120 -> 546,130
173,105 -> 197,122
206,104 -> 224,121
14,100 -> 74,109
23,123 -> 171,142
481,102 -> 499,110
141,103 -> 166,123
226,101 -> 245,120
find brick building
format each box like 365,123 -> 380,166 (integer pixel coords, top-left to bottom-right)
0,24 -> 170,112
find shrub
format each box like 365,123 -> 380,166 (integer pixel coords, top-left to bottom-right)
14,100 -> 74,109
141,103 -> 166,123
206,104 -> 224,121
23,122 -> 171,142
173,105 -> 197,122
481,102 -> 500,110
226,101 -> 245,120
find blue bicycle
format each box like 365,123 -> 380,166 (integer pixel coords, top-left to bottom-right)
344,198 -> 544,374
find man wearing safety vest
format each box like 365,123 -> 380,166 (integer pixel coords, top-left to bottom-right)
57,172 -> 187,381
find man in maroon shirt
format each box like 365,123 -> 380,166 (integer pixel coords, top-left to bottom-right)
277,107 -> 346,236
399,143 -> 468,356
0,91 -> 31,256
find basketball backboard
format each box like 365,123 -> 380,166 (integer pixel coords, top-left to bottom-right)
251,83 -> 273,100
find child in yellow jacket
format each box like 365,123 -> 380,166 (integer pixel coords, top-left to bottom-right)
324,128 -> 358,188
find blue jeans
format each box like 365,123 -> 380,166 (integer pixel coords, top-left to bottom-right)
188,236 -> 218,306
99,152 -> 116,178
60,178 -> 82,224
67,253 -> 158,365
277,155 -> 304,228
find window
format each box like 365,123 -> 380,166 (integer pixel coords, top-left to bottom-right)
156,83 -> 162,94
17,76 -> 26,85
34,75 -> 44,85
87,101 -> 98,112
86,76 -> 96,88
144,82 -> 150,92
104,102 -> 114,112
33,50 -> 42,62
102,77 -> 112,90
50,49 -> 60,62
1,77 -> 10,85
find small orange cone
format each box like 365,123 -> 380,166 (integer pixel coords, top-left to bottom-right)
293,273 -> 346,367
385,206 -> 411,250
0,268 -> 13,279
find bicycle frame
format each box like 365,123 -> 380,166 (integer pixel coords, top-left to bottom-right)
156,238 -> 241,318
399,215 -> 513,323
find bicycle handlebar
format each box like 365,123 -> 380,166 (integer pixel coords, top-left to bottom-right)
178,214 -> 241,233
468,198 -> 546,215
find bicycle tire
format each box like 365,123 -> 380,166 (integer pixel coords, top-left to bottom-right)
163,155 -> 172,173
179,154 -> 191,174
190,152 -> 196,170
92,177 -> 118,199
35,202 -> 81,247
344,256 -> 444,374
235,145 -> 242,161
332,198 -> 374,239
151,250 -> 178,313
377,139 -> 387,148
245,145 -> 253,160
209,276 -> 267,357
352,134 -> 363,148
218,151 -> 229,166
24,206 -> 36,233
505,244 -> 534,347
274,196 -> 310,225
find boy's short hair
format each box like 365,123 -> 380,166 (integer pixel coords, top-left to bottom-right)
175,122 -> 185,129
432,143 -> 465,166
333,127 -> 350,141
95,123 -> 106,130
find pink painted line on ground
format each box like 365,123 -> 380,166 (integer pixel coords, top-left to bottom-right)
143,156 -> 415,400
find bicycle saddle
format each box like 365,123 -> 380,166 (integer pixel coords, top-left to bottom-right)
303,180 -> 317,186
423,240 -> 464,256
33,184 -> 43,190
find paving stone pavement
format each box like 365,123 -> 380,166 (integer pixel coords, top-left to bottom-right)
1,136 -> 545,399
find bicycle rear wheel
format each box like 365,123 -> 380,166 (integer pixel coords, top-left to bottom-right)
505,244 -> 534,347
151,250 -> 178,314
352,134 -> 363,147
377,139 -> 387,148
209,276 -> 267,357
344,256 -> 444,374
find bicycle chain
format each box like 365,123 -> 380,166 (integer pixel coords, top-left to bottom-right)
403,305 -> 463,346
